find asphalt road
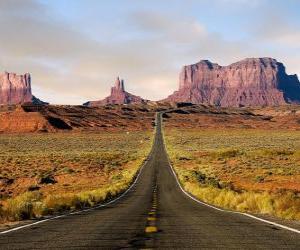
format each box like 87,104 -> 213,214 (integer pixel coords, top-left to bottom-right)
1,113 -> 300,249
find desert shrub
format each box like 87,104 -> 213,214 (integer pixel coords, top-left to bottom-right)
27,185 -> 41,191
43,194 -> 81,213
62,167 -> 75,174
274,192 -> 300,220
192,170 -> 221,188
4,192 -> 42,221
178,156 -> 192,161
219,181 -> 235,190
0,205 -> 4,221
259,149 -> 294,157
193,170 -> 206,183
39,174 -> 57,184
77,189 -> 106,207
206,177 -> 221,188
182,180 -> 300,220
211,149 -> 241,159
255,175 -> 265,183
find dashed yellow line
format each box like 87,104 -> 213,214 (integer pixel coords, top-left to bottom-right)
145,226 -> 158,233
145,186 -> 159,234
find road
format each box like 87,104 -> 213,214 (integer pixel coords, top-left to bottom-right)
1,113 -> 300,249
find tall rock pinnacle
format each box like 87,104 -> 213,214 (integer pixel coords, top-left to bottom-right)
84,77 -> 147,106
111,77 -> 125,94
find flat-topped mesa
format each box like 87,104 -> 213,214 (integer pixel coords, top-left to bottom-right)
84,77 -> 147,106
165,57 -> 300,107
0,72 -> 32,105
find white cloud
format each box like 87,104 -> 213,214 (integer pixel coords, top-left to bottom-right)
0,0 -> 298,104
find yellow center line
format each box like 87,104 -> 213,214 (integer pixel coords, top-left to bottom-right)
145,226 -> 158,233
144,186 -> 159,234
147,217 -> 156,221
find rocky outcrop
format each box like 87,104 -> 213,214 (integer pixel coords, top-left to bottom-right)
164,58 -> 300,107
84,77 -> 147,106
0,72 -> 47,105
0,72 -> 32,105
0,104 -> 155,133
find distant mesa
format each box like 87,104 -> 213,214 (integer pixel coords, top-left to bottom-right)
3,57 -> 300,108
163,58 -> 300,107
0,72 -> 47,105
84,77 -> 148,106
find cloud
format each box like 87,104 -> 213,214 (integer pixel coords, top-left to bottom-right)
0,0 -> 298,104
249,8 -> 300,78
254,13 -> 300,49
0,2 -> 213,103
0,1 -> 96,59
130,11 -> 206,43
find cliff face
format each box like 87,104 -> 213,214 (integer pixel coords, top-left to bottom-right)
84,77 -> 147,106
165,58 -> 300,107
0,72 -> 32,105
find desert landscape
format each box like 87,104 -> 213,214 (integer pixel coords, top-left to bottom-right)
0,130 -> 153,222
1,0 -> 300,249
163,105 -> 300,220
1,58 -> 300,223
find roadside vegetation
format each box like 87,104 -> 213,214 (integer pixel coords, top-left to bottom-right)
0,131 -> 152,222
164,128 -> 300,220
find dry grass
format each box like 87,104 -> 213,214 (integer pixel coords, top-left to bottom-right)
0,131 -> 152,222
164,128 -> 300,220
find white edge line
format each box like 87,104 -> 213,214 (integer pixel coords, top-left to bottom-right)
160,113 -> 300,235
0,115 -> 158,235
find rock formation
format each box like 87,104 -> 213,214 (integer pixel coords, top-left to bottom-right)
164,58 -> 300,107
84,77 -> 147,106
0,72 -> 32,105
0,72 -> 46,105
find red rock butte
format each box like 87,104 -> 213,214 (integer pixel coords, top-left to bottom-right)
84,77 -> 147,106
163,58 -> 300,107
0,72 -> 32,105
0,72 -> 46,105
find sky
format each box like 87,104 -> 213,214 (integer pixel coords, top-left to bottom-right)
0,0 -> 300,104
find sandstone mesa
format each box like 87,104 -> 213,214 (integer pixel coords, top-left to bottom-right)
0,72 -> 32,105
164,58 -> 300,107
0,72 -> 46,105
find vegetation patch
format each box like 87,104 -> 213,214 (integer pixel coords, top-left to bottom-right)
0,131 -> 152,223
165,128 -> 300,220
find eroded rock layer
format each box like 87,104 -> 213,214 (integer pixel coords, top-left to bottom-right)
164,58 -> 300,107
